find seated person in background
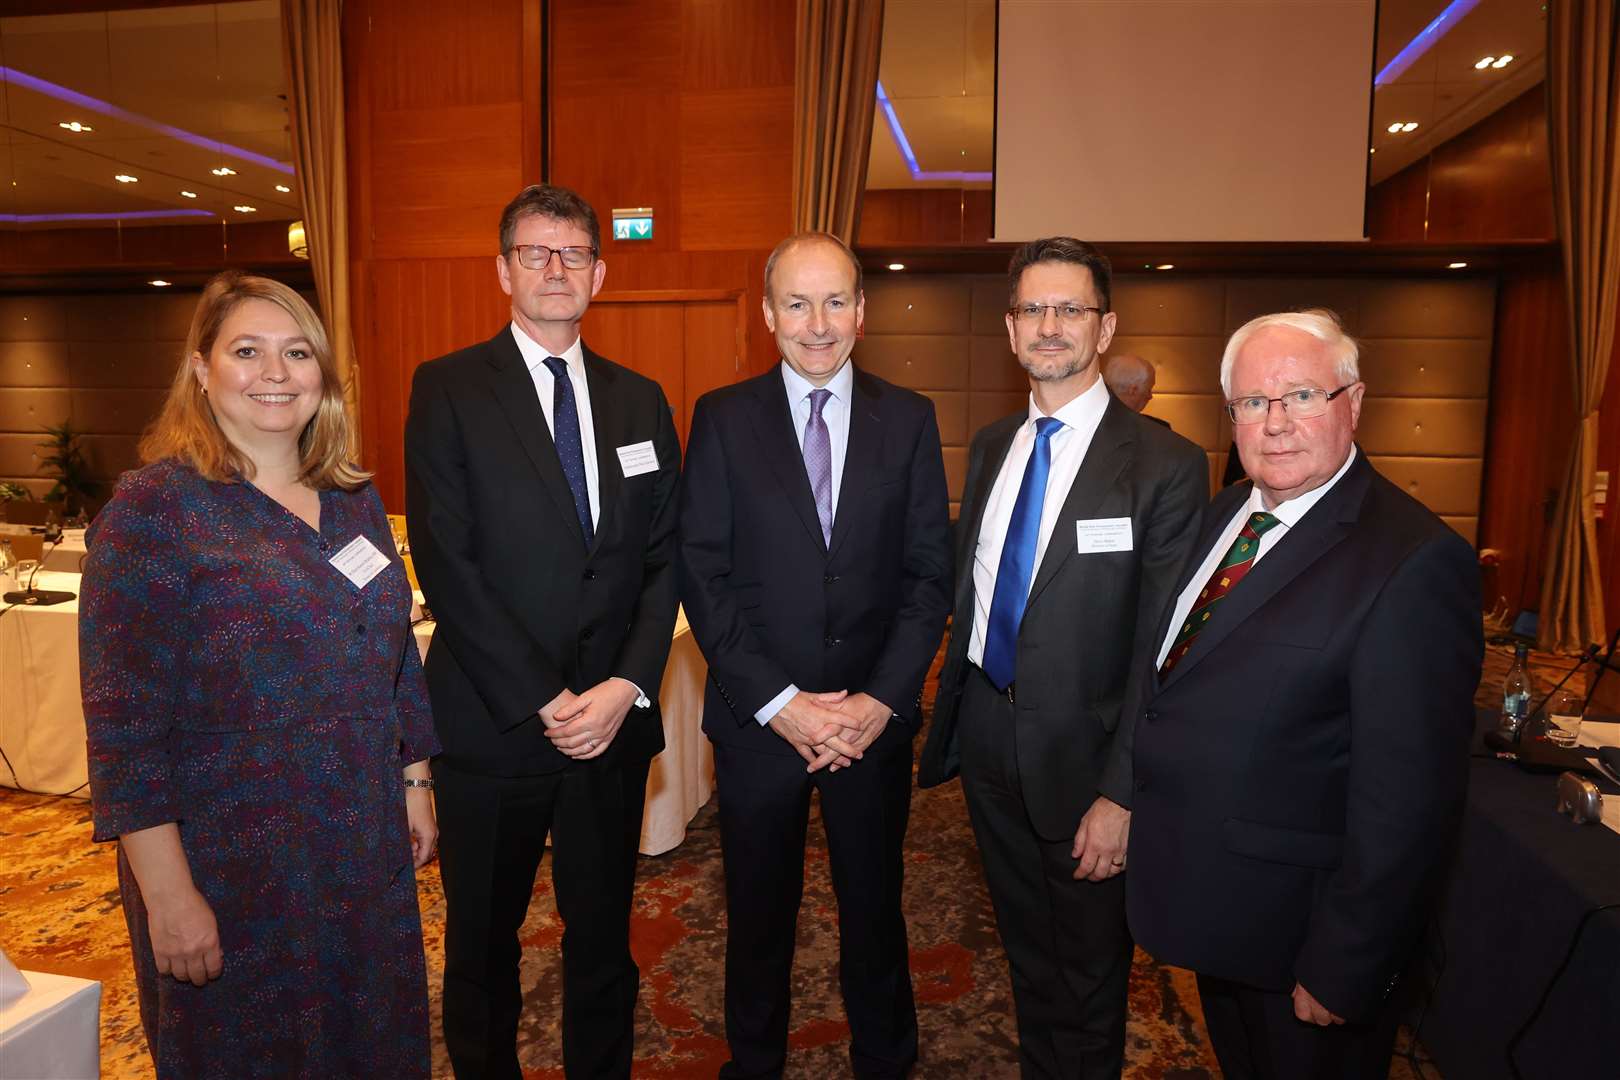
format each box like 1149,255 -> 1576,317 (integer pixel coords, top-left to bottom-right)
80,271 -> 439,1079
1101,352 -> 1167,426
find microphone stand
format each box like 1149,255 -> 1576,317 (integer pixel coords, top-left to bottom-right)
2,526 -> 76,607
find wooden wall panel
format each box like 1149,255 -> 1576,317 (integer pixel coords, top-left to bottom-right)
858,189 -> 994,246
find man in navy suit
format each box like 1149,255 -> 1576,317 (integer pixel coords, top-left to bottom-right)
677,232 -> 952,1078
1127,309 -> 1482,1079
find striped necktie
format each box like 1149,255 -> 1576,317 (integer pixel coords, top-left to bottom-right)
1159,511 -> 1281,676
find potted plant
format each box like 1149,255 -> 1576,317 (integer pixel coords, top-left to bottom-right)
37,421 -> 101,524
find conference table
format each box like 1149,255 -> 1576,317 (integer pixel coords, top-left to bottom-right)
1416,709 -> 1620,1079
0,525 -> 88,574
0,570 -> 716,856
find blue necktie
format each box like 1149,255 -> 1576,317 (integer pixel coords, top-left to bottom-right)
543,356 -> 593,548
803,389 -> 834,545
982,416 -> 1063,691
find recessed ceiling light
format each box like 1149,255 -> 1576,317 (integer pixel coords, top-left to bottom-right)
275,184 -> 291,193
1448,261 -> 1468,269
148,279 -> 171,287
1387,122 -> 1405,133
180,190 -> 198,198
887,262 -> 905,271
1370,147 -> 1377,154
114,173 -> 138,183
233,205 -> 257,213
1475,56 -> 1496,69
57,120 -> 92,133
1401,122 -> 1420,132
1155,263 -> 1175,271
211,166 -> 236,177
1492,54 -> 1513,68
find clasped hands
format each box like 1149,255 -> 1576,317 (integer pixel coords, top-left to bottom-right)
541,677 -> 641,760
769,690 -> 893,773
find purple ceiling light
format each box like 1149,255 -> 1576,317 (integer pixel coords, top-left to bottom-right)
1374,0 -> 1484,87
875,79 -> 993,184
0,209 -> 217,223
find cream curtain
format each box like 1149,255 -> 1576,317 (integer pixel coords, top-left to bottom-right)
281,0 -> 360,452
792,0 -> 885,242
1539,1 -> 1620,651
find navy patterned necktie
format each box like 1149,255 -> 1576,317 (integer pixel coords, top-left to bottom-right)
543,356 -> 593,548
803,388 -> 834,545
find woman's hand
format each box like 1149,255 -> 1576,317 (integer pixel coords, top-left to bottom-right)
404,781 -> 437,868
147,886 -> 223,986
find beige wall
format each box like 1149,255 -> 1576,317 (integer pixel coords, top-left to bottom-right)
0,291 -> 201,502
860,274 -> 1495,543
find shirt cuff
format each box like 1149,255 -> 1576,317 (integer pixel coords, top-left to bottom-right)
756,684 -> 799,726
613,676 -> 652,710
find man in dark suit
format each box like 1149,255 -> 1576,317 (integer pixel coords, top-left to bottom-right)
918,238 -> 1208,1078
405,184 -> 681,1079
677,232 -> 952,1079
1127,309 -> 1483,1079
1101,353 -> 1165,426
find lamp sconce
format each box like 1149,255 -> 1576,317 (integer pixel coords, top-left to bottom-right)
288,220 -> 309,259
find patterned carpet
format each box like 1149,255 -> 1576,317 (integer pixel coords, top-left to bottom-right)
0,642 -> 1559,1078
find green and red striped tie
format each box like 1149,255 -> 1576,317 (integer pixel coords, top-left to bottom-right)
1159,511 -> 1281,676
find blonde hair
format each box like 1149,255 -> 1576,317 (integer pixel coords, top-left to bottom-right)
1219,308 -> 1361,398
140,271 -> 369,490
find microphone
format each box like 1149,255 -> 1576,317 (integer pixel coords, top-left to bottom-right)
1484,643 -> 1602,753
3,524 -> 75,607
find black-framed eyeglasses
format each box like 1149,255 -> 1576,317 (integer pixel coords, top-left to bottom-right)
1007,302 -> 1104,323
507,244 -> 597,271
1225,384 -> 1355,425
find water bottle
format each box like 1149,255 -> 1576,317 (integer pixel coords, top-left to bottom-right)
1499,642 -> 1531,736
0,538 -> 14,591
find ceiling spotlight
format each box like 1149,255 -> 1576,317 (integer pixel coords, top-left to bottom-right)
1492,54 -> 1513,68
114,173 -> 139,183
180,190 -> 198,198
275,184 -> 291,193
1370,147 -> 1377,154
1448,261 -> 1468,269
148,279 -> 171,287
211,166 -> 236,177
57,120 -> 92,133
1401,122 -> 1420,132
233,205 -> 257,213
1475,56 -> 1495,69
887,262 -> 905,271
1155,263 -> 1175,271
1387,122 -> 1405,133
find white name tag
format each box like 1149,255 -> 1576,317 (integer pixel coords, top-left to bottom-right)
616,440 -> 659,478
330,534 -> 391,589
1075,517 -> 1134,554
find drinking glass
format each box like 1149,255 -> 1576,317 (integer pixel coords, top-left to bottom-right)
1545,687 -> 1583,748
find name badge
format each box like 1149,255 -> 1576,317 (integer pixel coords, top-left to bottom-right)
330,534 -> 391,589
1075,517 -> 1134,554
616,440 -> 659,478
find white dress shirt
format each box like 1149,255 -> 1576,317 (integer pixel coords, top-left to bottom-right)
967,377 -> 1112,668
1154,445 -> 1359,669
756,360 -> 856,725
512,323 -> 598,529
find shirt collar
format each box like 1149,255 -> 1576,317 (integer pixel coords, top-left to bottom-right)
780,357 -> 854,407
511,322 -> 584,375
1026,373 -> 1110,432
1245,444 -> 1359,528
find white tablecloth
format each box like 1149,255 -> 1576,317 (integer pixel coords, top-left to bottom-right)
0,962 -> 101,1080
0,571 -> 88,797
0,525 -> 88,574
413,607 -> 714,856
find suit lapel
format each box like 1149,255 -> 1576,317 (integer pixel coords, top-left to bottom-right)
583,345 -> 621,555
747,370 -> 827,551
1158,454 -> 1372,690
484,329 -> 586,547
953,416 -> 1021,624
1147,481 -> 1250,690
828,370 -> 882,559
1024,397 -> 1134,610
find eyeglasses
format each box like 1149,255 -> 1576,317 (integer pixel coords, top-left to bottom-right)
1225,384 -> 1355,425
1007,302 -> 1104,323
508,244 -> 596,271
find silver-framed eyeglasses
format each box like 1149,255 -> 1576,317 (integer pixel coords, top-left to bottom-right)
1008,302 -> 1104,323
1225,384 -> 1355,425
508,244 -> 596,271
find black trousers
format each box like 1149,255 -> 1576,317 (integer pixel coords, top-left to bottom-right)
713,725 -> 918,1080
958,669 -> 1132,1080
1195,974 -> 1403,1080
432,753 -> 650,1080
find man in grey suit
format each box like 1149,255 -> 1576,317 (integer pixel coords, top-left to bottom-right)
918,237 -> 1207,1078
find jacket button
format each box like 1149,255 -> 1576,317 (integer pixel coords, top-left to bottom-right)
581,628 -> 594,641
583,568 -> 597,581
823,575 -> 839,584
824,635 -> 840,647
1134,777 -> 1148,792
1145,709 -> 1158,723
355,624 -> 366,636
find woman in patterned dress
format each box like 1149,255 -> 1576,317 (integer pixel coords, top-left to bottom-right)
80,272 -> 440,1078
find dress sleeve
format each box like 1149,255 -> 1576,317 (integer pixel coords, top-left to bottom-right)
79,467 -> 191,842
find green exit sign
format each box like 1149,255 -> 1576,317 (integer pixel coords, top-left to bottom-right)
612,207 -> 654,241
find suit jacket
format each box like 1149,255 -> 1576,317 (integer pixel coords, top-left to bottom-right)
1126,450 -> 1483,1021
917,396 -> 1208,840
676,365 -> 952,755
404,329 -> 681,775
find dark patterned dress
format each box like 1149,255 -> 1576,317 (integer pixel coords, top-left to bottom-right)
80,459 -> 439,1079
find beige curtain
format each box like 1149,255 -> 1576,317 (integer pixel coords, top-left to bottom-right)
1539,1 -> 1620,651
792,0 -> 885,242
281,0 -> 360,452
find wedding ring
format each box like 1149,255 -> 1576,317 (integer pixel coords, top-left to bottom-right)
588,738 -> 599,749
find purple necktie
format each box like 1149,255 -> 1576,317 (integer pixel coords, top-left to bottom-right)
804,389 -> 833,545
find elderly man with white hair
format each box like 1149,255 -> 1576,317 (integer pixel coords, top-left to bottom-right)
1100,352 -> 1162,420
1124,309 -> 1482,1080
